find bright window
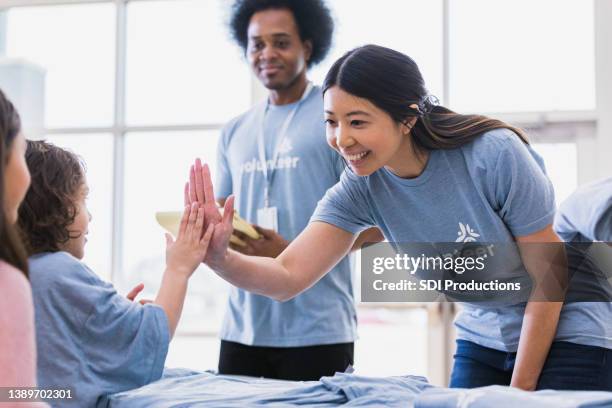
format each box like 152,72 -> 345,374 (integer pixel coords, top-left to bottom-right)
121,130 -> 226,332
532,142 -> 578,205
449,0 -> 595,113
6,4 -> 115,127
166,307 -> 429,374
309,0 -> 444,99
126,0 -> 251,126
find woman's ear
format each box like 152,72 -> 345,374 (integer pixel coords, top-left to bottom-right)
401,117 -> 418,135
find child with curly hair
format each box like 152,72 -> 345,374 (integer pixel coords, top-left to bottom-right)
18,140 -> 213,407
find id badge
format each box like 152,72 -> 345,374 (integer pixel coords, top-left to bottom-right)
257,206 -> 278,232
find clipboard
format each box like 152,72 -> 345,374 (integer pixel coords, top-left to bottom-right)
155,208 -> 260,247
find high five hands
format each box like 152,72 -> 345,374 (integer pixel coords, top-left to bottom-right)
185,158 -> 290,262
184,158 -> 235,267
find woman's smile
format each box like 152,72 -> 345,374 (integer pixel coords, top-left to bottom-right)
342,150 -> 371,166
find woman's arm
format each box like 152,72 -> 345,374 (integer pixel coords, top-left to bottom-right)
190,159 -> 356,301
351,227 -> 384,251
511,225 -> 566,390
210,221 -> 356,301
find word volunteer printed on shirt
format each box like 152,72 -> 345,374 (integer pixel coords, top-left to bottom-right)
239,149 -> 300,174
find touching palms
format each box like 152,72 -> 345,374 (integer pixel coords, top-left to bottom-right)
184,158 -> 235,265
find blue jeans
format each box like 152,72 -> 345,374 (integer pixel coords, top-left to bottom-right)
449,339 -> 612,391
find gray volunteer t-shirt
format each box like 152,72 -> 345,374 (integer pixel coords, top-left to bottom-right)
312,129 -> 557,352
553,177 -> 612,349
216,85 -> 357,347
554,177 -> 612,242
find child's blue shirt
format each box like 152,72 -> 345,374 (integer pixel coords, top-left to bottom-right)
29,251 -> 169,407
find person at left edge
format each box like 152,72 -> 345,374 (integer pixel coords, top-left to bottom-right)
212,0 -> 383,381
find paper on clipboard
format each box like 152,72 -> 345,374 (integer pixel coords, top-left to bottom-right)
155,208 -> 260,247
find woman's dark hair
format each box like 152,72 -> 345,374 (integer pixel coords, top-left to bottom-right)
229,0 -> 334,67
0,89 -> 29,276
18,140 -> 85,256
323,45 -> 528,151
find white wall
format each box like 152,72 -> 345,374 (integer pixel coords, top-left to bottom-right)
593,0 -> 612,181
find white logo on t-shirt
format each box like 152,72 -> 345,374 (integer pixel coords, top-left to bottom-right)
277,139 -> 293,154
455,222 -> 480,242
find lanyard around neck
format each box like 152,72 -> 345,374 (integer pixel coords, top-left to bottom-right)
257,82 -> 314,207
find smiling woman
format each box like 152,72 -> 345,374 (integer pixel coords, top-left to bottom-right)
323,89 -> 418,177
189,43 -> 611,393
322,45 -> 529,179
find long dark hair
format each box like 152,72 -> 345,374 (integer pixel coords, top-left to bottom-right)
323,45 -> 528,151
0,89 -> 29,276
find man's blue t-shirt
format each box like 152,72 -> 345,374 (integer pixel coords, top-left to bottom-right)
312,129 -> 563,352
552,177 -> 612,349
29,252 -> 169,407
216,85 -> 357,347
554,177 -> 612,242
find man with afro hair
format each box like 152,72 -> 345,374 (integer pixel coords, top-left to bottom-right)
214,0 -> 381,381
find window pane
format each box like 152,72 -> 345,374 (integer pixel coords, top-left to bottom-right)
126,0 -> 251,126
449,0 -> 595,113
44,134 -> 114,280
309,0 -> 443,99
355,307 -> 428,376
7,4 -> 115,127
532,142 -> 578,205
165,308 -> 429,375
166,336 -> 220,371
122,131 -> 226,332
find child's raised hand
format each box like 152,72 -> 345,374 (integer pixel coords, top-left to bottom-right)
165,202 -> 214,279
185,158 -> 235,268
186,159 -> 222,228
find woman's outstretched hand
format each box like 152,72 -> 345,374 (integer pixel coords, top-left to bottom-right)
185,158 -> 235,267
